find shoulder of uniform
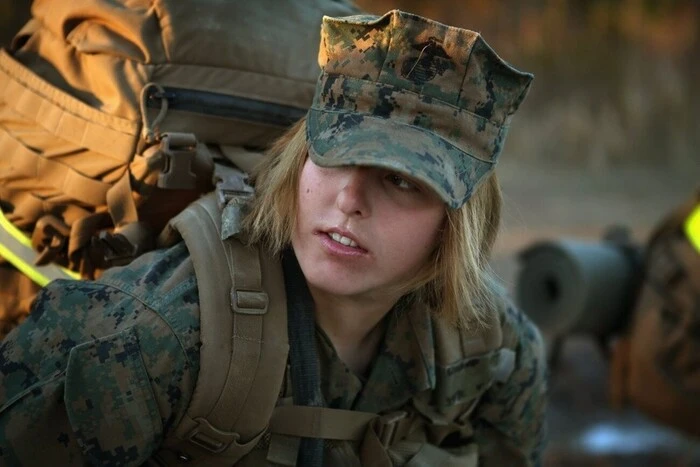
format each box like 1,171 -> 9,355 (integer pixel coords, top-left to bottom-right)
469,282 -> 548,465
3,244 -> 202,463
98,241 -> 197,305
478,279 -> 548,404
5,243 -> 202,411
491,287 -> 543,356
24,242 -> 200,348
96,241 -> 201,349
19,241 -> 202,369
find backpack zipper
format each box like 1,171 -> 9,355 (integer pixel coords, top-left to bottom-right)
146,86 -> 307,128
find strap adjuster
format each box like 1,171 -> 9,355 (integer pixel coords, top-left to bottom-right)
157,133 -> 198,190
375,411 -> 409,447
231,288 -> 269,315
185,417 -> 268,456
186,417 -> 241,454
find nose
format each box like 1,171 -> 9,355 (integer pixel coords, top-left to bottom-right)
336,167 -> 371,218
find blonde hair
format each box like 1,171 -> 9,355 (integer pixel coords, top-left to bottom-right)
244,118 -> 502,328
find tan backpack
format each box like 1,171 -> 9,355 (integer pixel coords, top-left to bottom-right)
610,189 -> 700,438
0,0 -> 361,333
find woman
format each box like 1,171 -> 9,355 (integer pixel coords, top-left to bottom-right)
0,10 -> 546,466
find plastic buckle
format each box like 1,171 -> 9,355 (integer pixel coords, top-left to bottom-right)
216,174 -> 254,207
186,418 -> 241,454
375,411 -> 408,447
98,231 -> 139,266
157,133 -> 198,190
32,215 -> 70,265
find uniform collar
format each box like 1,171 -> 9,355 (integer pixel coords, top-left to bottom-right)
356,298 -> 436,412
316,297 -> 437,414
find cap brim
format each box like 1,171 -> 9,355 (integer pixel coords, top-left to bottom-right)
307,108 -> 494,209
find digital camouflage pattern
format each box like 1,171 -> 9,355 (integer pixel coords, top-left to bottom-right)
316,295 -> 547,466
307,10 -> 534,208
0,243 -> 202,465
0,240 -> 546,465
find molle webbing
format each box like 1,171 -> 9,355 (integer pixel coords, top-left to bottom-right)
158,193 -> 289,465
0,134 -> 112,208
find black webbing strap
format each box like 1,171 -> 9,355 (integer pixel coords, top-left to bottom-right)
281,251 -> 325,467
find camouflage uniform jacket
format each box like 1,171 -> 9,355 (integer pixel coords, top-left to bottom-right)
0,242 -> 547,466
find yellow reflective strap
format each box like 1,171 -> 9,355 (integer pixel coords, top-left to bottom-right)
0,205 -> 32,248
0,241 -> 55,287
0,208 -> 80,286
684,204 -> 700,254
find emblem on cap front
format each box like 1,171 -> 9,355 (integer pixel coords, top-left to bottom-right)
401,38 -> 455,85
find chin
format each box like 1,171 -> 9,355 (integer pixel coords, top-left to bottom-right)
307,277 -> 363,296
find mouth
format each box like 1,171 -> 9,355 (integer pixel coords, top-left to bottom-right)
319,229 -> 367,252
328,231 -> 359,248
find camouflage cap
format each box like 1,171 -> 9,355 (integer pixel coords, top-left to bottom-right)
306,10 -> 534,208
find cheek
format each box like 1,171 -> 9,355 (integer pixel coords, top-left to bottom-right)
297,159 -> 332,207
386,211 -> 444,264
296,162 -> 317,223
416,214 -> 444,255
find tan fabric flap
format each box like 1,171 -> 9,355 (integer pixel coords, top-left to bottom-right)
0,49 -> 138,162
0,129 -> 112,208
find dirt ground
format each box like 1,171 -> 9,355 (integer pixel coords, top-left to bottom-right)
489,161 -> 700,465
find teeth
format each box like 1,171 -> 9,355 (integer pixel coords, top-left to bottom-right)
329,232 -> 358,248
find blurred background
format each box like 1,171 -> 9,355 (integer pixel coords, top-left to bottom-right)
2,0 -> 699,465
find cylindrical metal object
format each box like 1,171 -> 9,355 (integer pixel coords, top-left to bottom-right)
516,239 -> 641,338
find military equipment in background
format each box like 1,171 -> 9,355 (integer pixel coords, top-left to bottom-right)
515,226 -> 644,367
516,189 -> 700,439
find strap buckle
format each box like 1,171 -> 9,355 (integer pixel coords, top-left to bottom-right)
186,417 -> 267,456
375,411 -> 409,448
215,167 -> 254,208
97,222 -> 153,267
97,231 -> 139,266
186,417 -> 240,454
157,133 -> 198,190
32,215 -> 70,266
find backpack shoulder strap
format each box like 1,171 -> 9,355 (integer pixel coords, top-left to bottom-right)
158,192 -> 289,465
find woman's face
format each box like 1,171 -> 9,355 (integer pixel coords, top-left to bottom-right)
292,156 -> 446,302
